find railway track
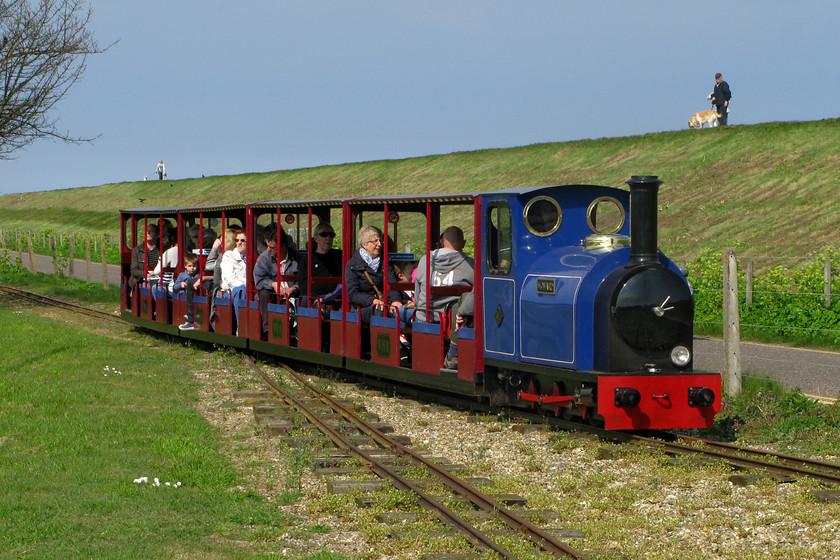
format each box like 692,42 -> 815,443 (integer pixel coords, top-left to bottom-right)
0,284 -> 122,323
627,432 -> 840,486
343,371 -> 840,486
247,356 -> 593,560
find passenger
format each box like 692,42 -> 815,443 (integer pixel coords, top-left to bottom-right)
414,226 -> 474,323
129,223 -> 160,290
253,223 -> 267,255
415,226 -> 474,369
212,227 -> 242,297
186,224 -> 201,253
201,227 -> 218,253
154,220 -> 178,284
219,229 -> 248,327
254,223 -> 299,340
345,225 -> 402,325
173,253 -> 202,330
444,291 -> 474,369
298,222 -> 343,307
203,229 -> 223,292
390,260 -> 416,329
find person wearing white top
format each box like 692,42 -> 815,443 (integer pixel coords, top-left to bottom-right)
220,232 -> 248,323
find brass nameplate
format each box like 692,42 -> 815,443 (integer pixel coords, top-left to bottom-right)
537,278 -> 556,295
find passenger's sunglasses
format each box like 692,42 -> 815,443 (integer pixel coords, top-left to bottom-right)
318,232 -> 336,238
235,238 -> 246,243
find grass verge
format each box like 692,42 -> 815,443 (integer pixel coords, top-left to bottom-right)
1,251 -> 120,309
707,375 -> 840,456
0,305 -> 294,559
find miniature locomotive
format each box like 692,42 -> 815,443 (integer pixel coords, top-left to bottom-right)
120,175 -> 720,429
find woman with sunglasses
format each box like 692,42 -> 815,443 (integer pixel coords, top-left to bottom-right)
298,222 -> 343,305
219,228 -> 248,326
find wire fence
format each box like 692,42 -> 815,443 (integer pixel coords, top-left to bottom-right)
676,251 -> 840,341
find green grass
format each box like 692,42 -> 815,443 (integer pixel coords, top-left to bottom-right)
706,375 -> 840,455
4,118 -> 840,260
0,307 -> 293,559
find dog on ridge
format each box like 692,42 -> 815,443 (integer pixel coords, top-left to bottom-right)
688,109 -> 721,129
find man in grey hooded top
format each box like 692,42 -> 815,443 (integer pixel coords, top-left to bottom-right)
414,226 -> 474,323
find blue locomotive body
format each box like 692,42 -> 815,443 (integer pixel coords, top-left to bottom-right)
481,185 -> 632,371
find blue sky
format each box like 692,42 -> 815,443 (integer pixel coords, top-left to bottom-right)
1,1 -> 838,196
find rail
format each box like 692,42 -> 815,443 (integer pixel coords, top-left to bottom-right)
0,284 -> 122,323
247,356 -> 593,560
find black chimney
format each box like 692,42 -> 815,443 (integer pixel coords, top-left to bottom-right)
625,175 -> 663,265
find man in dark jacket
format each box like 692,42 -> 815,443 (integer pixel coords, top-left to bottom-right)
711,72 -> 732,125
253,223 -> 298,339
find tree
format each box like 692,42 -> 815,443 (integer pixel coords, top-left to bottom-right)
0,0 -> 106,159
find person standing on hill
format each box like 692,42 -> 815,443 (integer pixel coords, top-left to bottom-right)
156,160 -> 166,180
711,73 -> 732,125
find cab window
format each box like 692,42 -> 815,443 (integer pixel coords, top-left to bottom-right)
486,202 -> 512,275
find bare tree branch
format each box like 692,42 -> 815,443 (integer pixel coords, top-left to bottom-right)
0,0 -> 108,159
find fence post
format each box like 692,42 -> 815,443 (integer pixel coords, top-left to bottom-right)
68,236 -> 75,278
824,257 -> 832,308
722,248 -> 742,397
17,232 -> 23,264
86,234 -> 92,282
101,234 -> 109,289
50,234 -> 58,277
27,232 -> 35,272
745,258 -> 753,308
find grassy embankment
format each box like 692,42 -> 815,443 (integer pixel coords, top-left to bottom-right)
3,118 -> 840,259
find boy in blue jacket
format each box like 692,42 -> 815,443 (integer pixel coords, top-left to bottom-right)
174,253 -> 202,330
